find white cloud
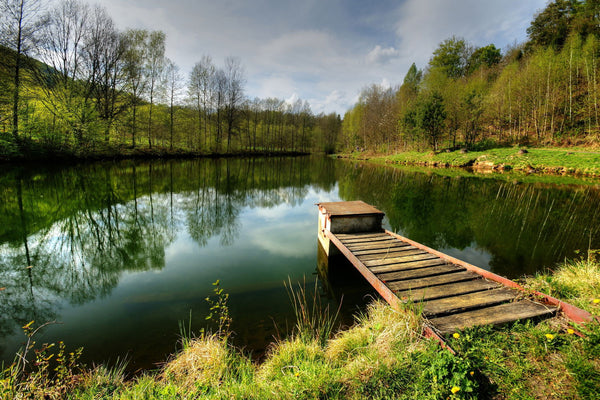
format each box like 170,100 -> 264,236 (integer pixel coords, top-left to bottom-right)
367,45 -> 401,65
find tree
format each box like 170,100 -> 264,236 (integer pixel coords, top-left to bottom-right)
163,58 -> 181,150
417,91 -> 446,151
38,0 -> 94,148
123,29 -> 148,148
223,56 -> 245,152
318,112 -> 341,154
188,55 -> 215,150
402,63 -> 422,95
467,44 -> 502,74
82,5 -> 126,143
212,68 -> 227,152
144,30 -> 165,149
0,0 -> 45,142
527,0 -> 577,49
429,36 -> 472,78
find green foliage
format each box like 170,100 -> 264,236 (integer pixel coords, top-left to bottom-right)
205,279 -> 232,337
527,0 -> 577,49
416,91 -> 446,150
1,321 -> 84,399
402,62 -> 422,91
467,44 -> 502,73
429,36 -> 472,78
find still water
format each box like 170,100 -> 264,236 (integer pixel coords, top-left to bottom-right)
1,156 -> 599,372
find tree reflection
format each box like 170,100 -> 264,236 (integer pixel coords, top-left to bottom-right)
0,156 -> 326,346
336,162 -> 600,277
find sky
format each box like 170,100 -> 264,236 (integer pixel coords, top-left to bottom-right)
85,0 -> 548,115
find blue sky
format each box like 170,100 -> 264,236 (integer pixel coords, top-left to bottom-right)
89,0 -> 547,114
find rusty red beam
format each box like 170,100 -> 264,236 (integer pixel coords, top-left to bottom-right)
384,230 -> 594,324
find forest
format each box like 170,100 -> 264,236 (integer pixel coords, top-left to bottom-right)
3,0 -> 600,160
341,0 -> 600,153
0,0 -> 341,159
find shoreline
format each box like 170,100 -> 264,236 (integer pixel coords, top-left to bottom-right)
335,146 -> 600,179
0,147 -> 311,166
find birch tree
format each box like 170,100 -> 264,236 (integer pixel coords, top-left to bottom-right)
144,30 -> 165,149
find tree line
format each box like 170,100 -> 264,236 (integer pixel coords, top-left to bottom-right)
340,0 -> 600,153
0,0 -> 339,158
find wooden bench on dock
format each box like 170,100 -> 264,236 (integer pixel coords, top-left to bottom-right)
317,201 -> 592,336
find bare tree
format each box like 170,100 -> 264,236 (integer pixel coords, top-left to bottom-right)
123,29 -> 148,149
224,56 -> 245,152
188,55 -> 214,150
212,68 -> 227,152
163,58 -> 181,150
0,0 -> 45,142
144,30 -> 165,149
82,5 -> 126,144
38,0 -> 93,147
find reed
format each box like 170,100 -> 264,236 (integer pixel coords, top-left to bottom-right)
285,277 -> 342,346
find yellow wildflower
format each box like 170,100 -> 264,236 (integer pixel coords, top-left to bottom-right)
470,371 -> 474,376
451,386 -> 461,394
22,321 -> 34,329
545,333 -> 555,340
567,328 -> 575,335
593,299 -> 600,304
452,333 -> 460,339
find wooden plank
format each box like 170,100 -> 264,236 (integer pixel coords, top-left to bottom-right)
353,244 -> 413,256
369,259 -> 448,274
387,271 -> 479,292
377,264 -> 465,282
340,235 -> 394,244
395,280 -> 501,302
345,239 -> 399,248
429,300 -> 557,333
335,232 -> 387,240
422,288 -> 519,317
359,249 -> 420,261
346,242 -> 409,251
363,252 -> 439,267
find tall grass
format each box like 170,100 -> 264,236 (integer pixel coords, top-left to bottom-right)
285,277 -> 342,346
525,251 -> 600,313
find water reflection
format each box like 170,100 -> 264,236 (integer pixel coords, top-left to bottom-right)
0,157 -> 337,368
1,157 -> 599,371
336,162 -> 600,277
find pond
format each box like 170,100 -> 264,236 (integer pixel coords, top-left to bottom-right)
1,156 -> 599,372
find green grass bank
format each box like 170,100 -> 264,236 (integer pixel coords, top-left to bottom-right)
339,147 -> 600,178
2,256 -> 600,399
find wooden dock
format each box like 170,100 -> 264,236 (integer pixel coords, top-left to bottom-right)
317,201 -> 592,337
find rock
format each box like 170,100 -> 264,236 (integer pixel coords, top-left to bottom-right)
518,149 -> 529,154
459,148 -> 468,154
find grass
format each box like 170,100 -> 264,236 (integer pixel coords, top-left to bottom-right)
2,258 -> 600,399
342,146 -> 600,178
524,251 -> 600,316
